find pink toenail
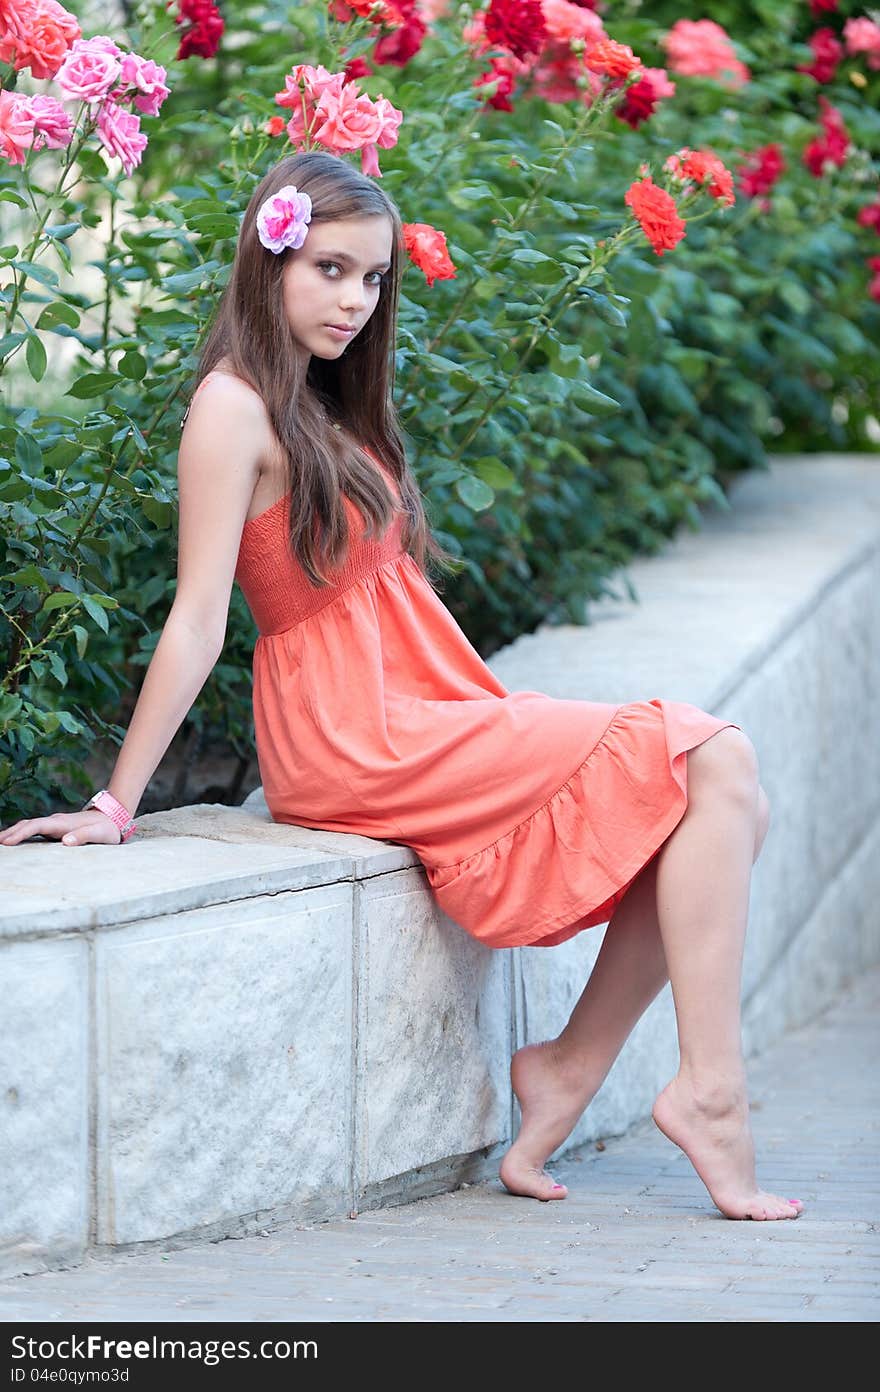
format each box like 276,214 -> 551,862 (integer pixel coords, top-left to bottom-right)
553,1183 -> 565,1190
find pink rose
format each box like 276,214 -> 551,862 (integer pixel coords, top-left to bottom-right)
114,52 -> 170,117
662,18 -> 750,87
540,0 -> 604,44
96,99 -> 147,176
373,94 -> 403,148
29,92 -> 73,149
844,17 -> 880,69
55,36 -> 120,102
275,64 -> 343,111
358,94 -> 403,177
276,64 -> 346,145
66,33 -> 121,59
312,83 -> 383,152
0,86 -> 35,165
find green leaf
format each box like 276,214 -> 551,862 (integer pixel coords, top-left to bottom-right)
82,595 -> 109,632
42,438 -> 81,469
509,249 -> 552,265
44,222 -> 80,242
502,302 -> 538,321
0,189 -> 28,208
47,650 -> 68,687
37,301 -> 81,329
473,274 -> 502,302
473,457 -> 518,490
777,280 -> 811,317
570,381 -> 621,415
589,294 -> 628,328
66,371 -> 124,398
11,259 -> 60,289
161,261 -> 220,294
141,496 -> 173,528
15,431 -> 41,471
187,214 -> 240,238
4,564 -> 49,590
72,623 -> 88,658
118,351 -> 147,381
455,474 -> 495,511
0,331 -> 26,360
41,591 -> 79,612
446,184 -> 493,210
0,692 -> 23,729
423,352 -> 463,374
26,333 -> 47,382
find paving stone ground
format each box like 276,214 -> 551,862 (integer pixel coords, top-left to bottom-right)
2,968 -> 878,1323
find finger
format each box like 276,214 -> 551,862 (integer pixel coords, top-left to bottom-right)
1,817 -> 67,844
0,820 -> 42,844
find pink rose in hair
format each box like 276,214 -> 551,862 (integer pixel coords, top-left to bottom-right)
96,99 -> 148,176
256,185 -> 312,253
55,36 -> 121,102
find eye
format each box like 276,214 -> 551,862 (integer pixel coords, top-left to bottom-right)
318,261 -> 386,287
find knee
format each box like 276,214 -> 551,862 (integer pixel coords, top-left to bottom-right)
688,726 -> 760,806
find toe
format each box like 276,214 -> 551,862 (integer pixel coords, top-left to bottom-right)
535,1169 -> 567,1200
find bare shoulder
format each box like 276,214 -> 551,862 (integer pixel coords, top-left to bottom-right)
171,367 -> 273,648
184,366 -> 270,443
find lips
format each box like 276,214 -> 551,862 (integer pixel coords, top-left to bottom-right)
327,323 -> 356,333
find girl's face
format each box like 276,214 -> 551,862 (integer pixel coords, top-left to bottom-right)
282,214 -> 394,364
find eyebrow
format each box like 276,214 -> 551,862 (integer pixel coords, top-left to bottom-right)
316,248 -> 392,270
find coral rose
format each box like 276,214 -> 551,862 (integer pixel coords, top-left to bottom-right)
402,222 -> 456,287
0,0 -> 80,79
624,176 -> 686,257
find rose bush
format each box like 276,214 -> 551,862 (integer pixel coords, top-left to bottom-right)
0,0 -> 877,822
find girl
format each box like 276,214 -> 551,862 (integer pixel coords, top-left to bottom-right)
0,150 -> 803,1222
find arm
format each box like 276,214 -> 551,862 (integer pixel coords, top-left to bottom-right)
106,375 -> 267,817
0,375 -> 267,846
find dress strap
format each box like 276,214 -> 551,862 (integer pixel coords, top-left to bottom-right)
180,376 -> 211,432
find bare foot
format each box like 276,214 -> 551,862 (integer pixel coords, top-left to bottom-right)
499,1040 -> 597,1202
652,1074 -> 805,1220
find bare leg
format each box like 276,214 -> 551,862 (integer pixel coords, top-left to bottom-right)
499,851 -> 670,1201
499,766 -> 780,1209
650,730 -> 802,1219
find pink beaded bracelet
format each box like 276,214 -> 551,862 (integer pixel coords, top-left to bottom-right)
82,789 -> 137,842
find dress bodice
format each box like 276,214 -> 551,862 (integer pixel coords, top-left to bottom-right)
234,448 -> 407,636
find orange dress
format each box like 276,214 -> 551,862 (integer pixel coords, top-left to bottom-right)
233,447 -> 741,950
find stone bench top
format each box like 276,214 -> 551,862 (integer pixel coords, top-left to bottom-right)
3,452 -> 878,941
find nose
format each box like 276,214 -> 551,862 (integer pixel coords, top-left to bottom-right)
339,274 -> 367,315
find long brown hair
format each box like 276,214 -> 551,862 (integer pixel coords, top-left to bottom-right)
191,150 -> 456,590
